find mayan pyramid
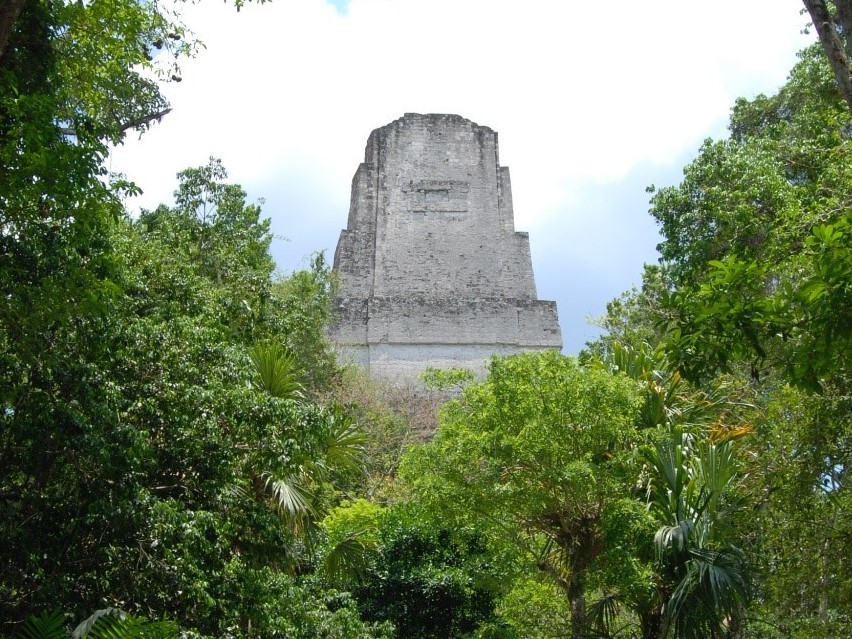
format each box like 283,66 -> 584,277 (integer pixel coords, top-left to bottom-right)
330,113 -> 562,382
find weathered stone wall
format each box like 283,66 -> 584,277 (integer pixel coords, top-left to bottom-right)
331,113 -> 562,381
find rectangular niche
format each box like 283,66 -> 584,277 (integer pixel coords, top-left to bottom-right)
422,189 -> 449,202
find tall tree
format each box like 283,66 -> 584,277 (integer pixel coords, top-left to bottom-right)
322,501 -> 504,639
649,45 -> 851,392
643,429 -> 750,639
401,352 -> 650,639
604,41 -> 851,637
0,163 -> 380,638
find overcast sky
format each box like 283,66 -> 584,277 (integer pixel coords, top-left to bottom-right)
110,0 -> 814,353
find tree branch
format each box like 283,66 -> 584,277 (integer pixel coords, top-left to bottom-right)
119,107 -> 172,133
803,0 -> 852,111
59,108 -> 173,138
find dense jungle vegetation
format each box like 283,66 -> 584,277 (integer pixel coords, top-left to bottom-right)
1,0 -> 849,637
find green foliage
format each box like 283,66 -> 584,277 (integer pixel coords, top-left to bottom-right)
643,428 -> 750,638
321,499 -> 384,584
353,505 -> 503,639
270,252 -> 339,391
648,45 -> 851,391
15,609 -> 178,639
251,341 -> 305,401
0,158 -> 375,637
71,610 -> 177,639
621,45 -> 852,635
583,45 -> 851,638
740,384 -> 851,638
0,0 -> 373,633
497,579 -> 572,639
15,610 -> 70,639
421,367 -> 476,392
321,500 -> 507,638
5,1 -> 848,636
401,352 -> 645,638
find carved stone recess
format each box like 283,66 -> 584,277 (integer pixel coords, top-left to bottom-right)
331,113 -> 562,383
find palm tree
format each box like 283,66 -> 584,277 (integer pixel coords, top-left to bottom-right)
598,342 -> 753,637
249,342 -> 367,535
643,427 -> 750,639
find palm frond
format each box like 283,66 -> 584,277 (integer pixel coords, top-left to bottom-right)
16,610 -> 68,639
250,342 -> 304,401
692,440 -> 737,516
608,341 -> 665,382
265,473 -> 316,518
642,430 -> 688,521
666,546 -> 749,639
85,615 -> 177,639
654,519 -> 694,561
222,482 -> 249,500
586,593 -> 623,638
320,406 -> 367,475
72,609 -> 125,639
18,610 -> 176,639
690,546 -> 749,608
322,529 -> 376,583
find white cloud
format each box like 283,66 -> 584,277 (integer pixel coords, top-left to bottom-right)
109,0 -> 814,351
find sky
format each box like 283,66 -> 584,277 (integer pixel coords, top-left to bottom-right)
110,0 -> 815,354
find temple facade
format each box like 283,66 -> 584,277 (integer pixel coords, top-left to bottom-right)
330,113 -> 562,382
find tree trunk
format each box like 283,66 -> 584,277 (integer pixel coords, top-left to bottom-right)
837,1 -> 852,59
802,0 -> 852,112
568,578 -> 586,639
0,0 -> 27,63
639,607 -> 664,639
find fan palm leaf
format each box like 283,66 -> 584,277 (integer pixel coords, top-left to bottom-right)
321,528 -> 376,583
667,547 -> 749,639
586,594 -> 626,638
265,472 -> 316,519
319,406 -> 367,475
250,341 -> 304,401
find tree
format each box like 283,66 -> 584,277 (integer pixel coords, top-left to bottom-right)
322,501 -> 504,639
743,384 -> 851,638
643,429 -> 751,639
1,0 -> 194,376
0,0 -> 388,634
597,43 -> 850,637
649,45 -> 851,392
270,252 -> 340,392
400,352 -> 648,639
0,164 -> 380,638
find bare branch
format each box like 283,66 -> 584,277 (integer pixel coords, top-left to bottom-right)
119,107 -> 173,133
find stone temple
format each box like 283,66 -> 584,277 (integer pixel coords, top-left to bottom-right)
330,113 -> 562,382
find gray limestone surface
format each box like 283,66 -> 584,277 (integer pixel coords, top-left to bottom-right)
331,113 -> 562,383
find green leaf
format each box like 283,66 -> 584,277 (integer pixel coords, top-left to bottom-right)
16,611 -> 68,639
